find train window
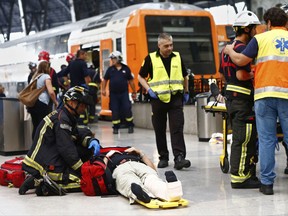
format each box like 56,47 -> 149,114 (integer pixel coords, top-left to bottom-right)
57,34 -> 69,53
102,49 -> 110,77
116,38 -> 122,53
145,16 -> 216,75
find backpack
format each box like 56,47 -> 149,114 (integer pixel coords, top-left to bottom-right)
80,146 -> 129,196
18,74 -> 46,107
220,43 -> 245,79
0,157 -> 26,188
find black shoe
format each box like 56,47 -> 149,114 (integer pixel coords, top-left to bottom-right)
165,171 -> 177,182
231,177 -> 260,189
128,126 -> 134,133
157,159 -> 169,168
113,128 -> 119,134
174,154 -> 191,170
131,183 -> 151,203
259,184 -> 274,195
18,176 -> 36,195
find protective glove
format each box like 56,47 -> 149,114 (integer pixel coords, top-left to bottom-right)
88,139 -> 101,156
216,94 -> 226,103
183,93 -> 189,104
147,88 -> 158,99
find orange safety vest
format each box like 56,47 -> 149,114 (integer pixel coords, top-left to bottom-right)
254,27 -> 288,101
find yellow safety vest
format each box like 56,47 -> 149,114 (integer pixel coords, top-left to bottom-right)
254,27 -> 288,100
148,51 -> 184,103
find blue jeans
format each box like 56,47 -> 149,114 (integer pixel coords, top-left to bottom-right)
255,98 -> 288,185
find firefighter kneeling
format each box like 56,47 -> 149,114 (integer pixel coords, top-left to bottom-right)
19,86 -> 101,196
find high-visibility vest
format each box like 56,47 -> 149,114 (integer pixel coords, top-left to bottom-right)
254,28 -> 288,101
148,51 -> 184,103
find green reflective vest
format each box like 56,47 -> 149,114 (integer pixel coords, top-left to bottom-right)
148,51 -> 184,103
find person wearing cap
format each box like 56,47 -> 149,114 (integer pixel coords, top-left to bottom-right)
224,7 -> 288,195
102,51 -> 136,134
219,11 -> 261,189
19,86 -> 100,196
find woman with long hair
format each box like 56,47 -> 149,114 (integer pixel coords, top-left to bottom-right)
28,60 -> 58,139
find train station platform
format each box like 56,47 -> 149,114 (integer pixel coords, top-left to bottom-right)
0,120 -> 287,216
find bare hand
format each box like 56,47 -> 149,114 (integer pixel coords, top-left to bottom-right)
223,41 -> 236,55
102,90 -> 106,96
125,147 -> 140,155
131,92 -> 137,101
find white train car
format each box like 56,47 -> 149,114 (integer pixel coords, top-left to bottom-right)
0,2 -> 219,116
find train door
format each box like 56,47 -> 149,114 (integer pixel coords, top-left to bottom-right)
99,38 -> 113,117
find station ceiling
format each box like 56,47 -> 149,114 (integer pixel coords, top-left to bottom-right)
0,0 -> 246,41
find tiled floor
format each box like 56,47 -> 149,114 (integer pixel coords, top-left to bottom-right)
1,120 -> 288,216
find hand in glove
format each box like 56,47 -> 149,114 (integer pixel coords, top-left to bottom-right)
183,93 -> 189,104
147,88 -> 158,99
88,139 -> 101,156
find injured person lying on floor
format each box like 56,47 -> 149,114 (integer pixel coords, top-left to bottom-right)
104,147 -> 183,204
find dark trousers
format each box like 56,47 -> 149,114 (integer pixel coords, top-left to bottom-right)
150,93 -> 186,161
110,91 -> 133,129
226,99 -> 257,183
28,100 -> 50,140
88,86 -> 98,122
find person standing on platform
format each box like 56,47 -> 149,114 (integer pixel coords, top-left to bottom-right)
62,49 -> 91,88
27,61 -> 58,140
224,7 -> 288,195
27,62 -> 37,84
101,51 -> 136,134
87,64 -> 101,123
38,50 -> 59,111
62,49 -> 91,125
138,33 -> 190,170
219,11 -> 261,189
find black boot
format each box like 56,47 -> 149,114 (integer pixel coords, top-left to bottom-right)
131,183 -> 151,203
18,175 -> 36,195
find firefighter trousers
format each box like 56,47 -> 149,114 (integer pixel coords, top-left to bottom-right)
226,99 -> 257,183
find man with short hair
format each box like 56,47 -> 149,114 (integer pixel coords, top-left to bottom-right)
102,51 -> 136,134
224,7 -> 288,195
105,147 -> 183,204
138,33 -> 190,170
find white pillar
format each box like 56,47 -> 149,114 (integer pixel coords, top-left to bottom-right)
17,0 -> 26,35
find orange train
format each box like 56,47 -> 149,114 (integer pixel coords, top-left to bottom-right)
0,2 -> 221,116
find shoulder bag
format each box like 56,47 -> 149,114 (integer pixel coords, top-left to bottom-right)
18,74 -> 46,107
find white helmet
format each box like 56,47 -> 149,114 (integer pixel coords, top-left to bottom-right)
281,4 -> 288,14
233,11 -> 261,27
109,51 -> 123,62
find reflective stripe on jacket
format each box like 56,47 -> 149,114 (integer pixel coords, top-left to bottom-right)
254,28 -> 288,100
148,51 -> 184,103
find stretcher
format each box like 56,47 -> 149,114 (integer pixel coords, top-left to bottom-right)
136,198 -> 189,209
203,101 -> 285,174
203,102 -> 230,173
